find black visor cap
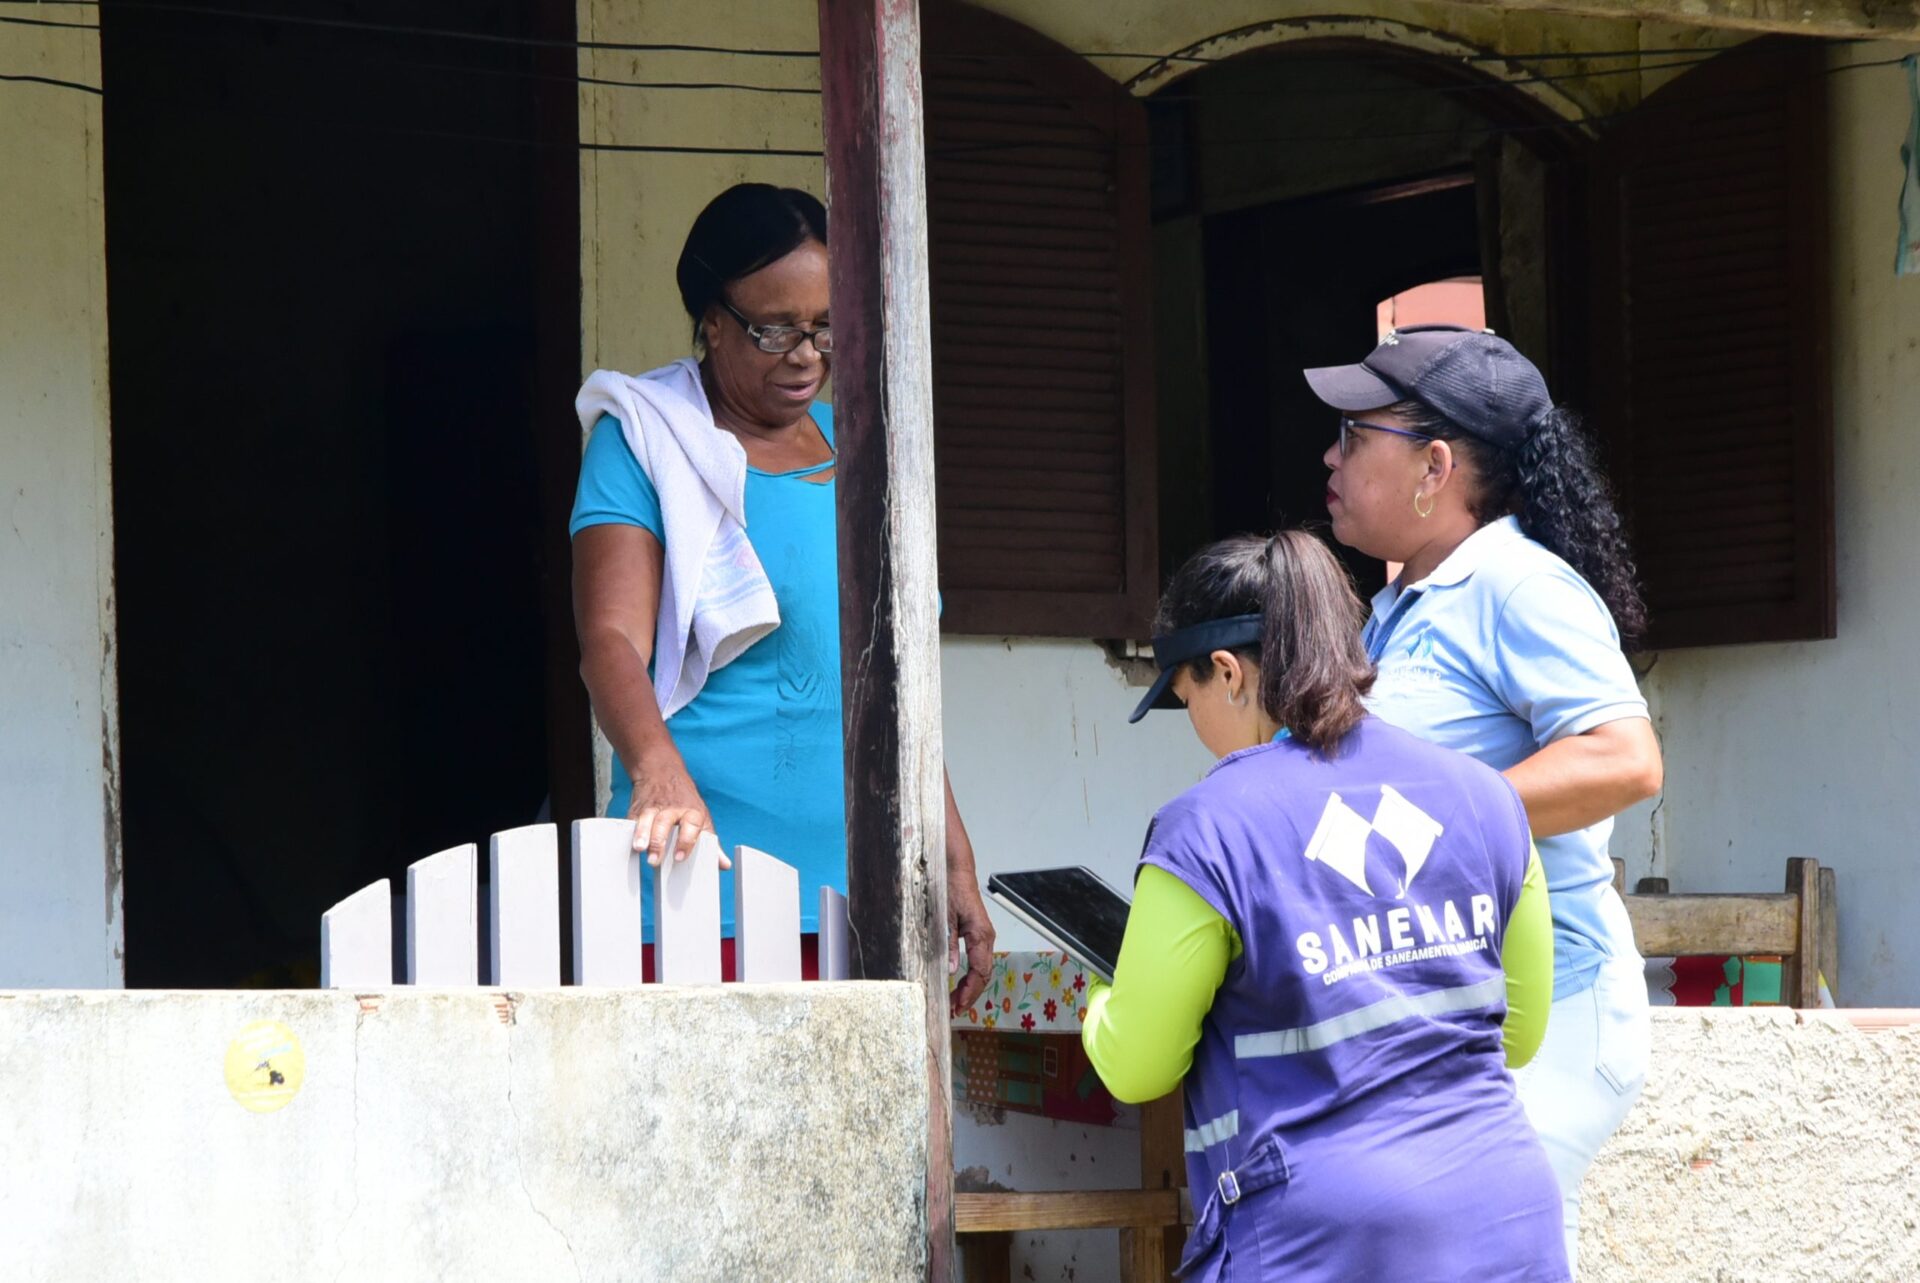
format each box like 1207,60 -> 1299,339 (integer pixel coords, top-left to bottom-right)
1128,614 -> 1264,724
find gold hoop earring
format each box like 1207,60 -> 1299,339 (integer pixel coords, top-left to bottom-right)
1413,491 -> 1435,519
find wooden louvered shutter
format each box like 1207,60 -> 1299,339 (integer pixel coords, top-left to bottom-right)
1591,38 -> 1834,649
921,1 -> 1157,638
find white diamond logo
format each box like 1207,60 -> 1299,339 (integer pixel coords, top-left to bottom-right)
1372,786 -> 1445,898
1302,793 -> 1376,895
1301,788 -> 1447,900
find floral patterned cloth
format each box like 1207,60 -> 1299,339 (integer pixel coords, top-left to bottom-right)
950,950 -> 1097,1032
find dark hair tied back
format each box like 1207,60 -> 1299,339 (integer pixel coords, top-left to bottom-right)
1389,400 -> 1648,647
1155,530 -> 1375,755
676,184 -> 828,346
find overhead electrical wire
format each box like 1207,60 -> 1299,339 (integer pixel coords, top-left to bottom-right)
0,68 -> 100,91
0,6 -> 1904,157
2,6 -> 1877,67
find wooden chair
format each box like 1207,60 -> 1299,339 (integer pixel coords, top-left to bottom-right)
1612,856 -> 1839,1007
955,1090 -> 1187,1283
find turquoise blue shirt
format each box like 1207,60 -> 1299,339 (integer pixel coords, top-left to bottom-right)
1361,516 -> 1649,1000
570,406 -> 842,936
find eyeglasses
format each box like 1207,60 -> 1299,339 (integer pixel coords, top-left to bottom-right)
720,298 -> 833,355
1337,417 -> 1430,457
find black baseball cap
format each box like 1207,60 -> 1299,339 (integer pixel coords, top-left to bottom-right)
1128,614 -> 1263,724
1303,324 -> 1552,450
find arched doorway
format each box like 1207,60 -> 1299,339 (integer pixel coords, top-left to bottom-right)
1142,38 -> 1589,593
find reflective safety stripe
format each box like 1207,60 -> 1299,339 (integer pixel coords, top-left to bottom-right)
1233,976 -> 1505,1060
1184,1109 -> 1240,1153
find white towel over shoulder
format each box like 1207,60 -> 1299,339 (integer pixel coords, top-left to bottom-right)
576,359 -> 779,718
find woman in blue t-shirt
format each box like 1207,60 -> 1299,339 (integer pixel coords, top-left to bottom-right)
570,183 -> 994,1002
1307,325 -> 1662,1276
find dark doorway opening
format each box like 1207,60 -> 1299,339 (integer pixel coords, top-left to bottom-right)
1146,43 -> 1581,594
1203,175 -> 1483,596
102,0 -> 589,987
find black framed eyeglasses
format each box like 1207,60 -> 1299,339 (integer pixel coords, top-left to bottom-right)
1338,416 -> 1430,457
720,299 -> 833,355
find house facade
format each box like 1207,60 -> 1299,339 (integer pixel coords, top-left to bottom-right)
3,2 -> 1919,1279
3,0 -> 1916,1013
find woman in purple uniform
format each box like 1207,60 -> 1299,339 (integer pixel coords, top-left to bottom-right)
1083,531 -> 1565,1282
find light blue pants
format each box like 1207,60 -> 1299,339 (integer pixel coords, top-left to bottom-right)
1513,947 -> 1651,1279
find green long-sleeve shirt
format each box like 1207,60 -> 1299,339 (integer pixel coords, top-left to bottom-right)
1082,849 -> 1552,1105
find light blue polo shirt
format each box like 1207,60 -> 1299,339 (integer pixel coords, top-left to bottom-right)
1361,516 -> 1649,1000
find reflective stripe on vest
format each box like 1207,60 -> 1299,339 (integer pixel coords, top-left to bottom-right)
1184,1109 -> 1241,1153
1234,976 -> 1505,1060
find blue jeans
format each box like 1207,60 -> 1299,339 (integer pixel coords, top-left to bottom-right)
1513,943 -> 1651,1279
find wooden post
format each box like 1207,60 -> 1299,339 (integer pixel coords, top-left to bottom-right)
817,0 -> 952,1278
1785,857 -> 1821,1010
1817,864 -> 1839,1006
1139,1089 -> 1187,1280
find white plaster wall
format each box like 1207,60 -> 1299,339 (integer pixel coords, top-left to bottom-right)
1645,46 -> 1920,1006
0,12 -> 120,986
954,1107 -> 1145,1283
942,638 -> 1210,1282
941,637 -> 1214,946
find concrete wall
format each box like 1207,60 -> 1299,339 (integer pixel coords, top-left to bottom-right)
0,12 -> 120,986
0,984 -> 928,1281
1583,1010 -> 1920,1281
2,991 -> 1911,1282
1644,45 -> 1920,1006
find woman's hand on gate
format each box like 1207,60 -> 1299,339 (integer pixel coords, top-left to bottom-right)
627,761 -> 728,869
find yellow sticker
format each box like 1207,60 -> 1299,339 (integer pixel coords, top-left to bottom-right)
224,1020 -> 306,1114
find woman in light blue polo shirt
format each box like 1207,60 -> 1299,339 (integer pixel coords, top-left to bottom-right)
1307,325 -> 1662,1276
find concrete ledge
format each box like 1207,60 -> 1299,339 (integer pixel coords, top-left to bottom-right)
0,984 -> 928,1282
1586,1008 -> 1920,1281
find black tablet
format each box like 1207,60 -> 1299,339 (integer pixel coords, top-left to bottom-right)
986,866 -> 1132,982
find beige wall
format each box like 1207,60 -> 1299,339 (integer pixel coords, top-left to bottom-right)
579,0 -> 826,377
0,9 -> 119,986
1645,44 -> 1920,1007
966,0 -> 1640,108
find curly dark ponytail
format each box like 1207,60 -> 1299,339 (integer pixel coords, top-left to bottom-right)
1390,400 -> 1648,647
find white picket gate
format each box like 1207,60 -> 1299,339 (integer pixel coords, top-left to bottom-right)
319,818 -> 850,987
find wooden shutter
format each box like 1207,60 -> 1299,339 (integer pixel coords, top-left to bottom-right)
921,1 -> 1157,638
1591,38 -> 1833,649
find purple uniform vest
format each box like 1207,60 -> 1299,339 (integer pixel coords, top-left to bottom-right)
1143,718 -> 1567,1282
